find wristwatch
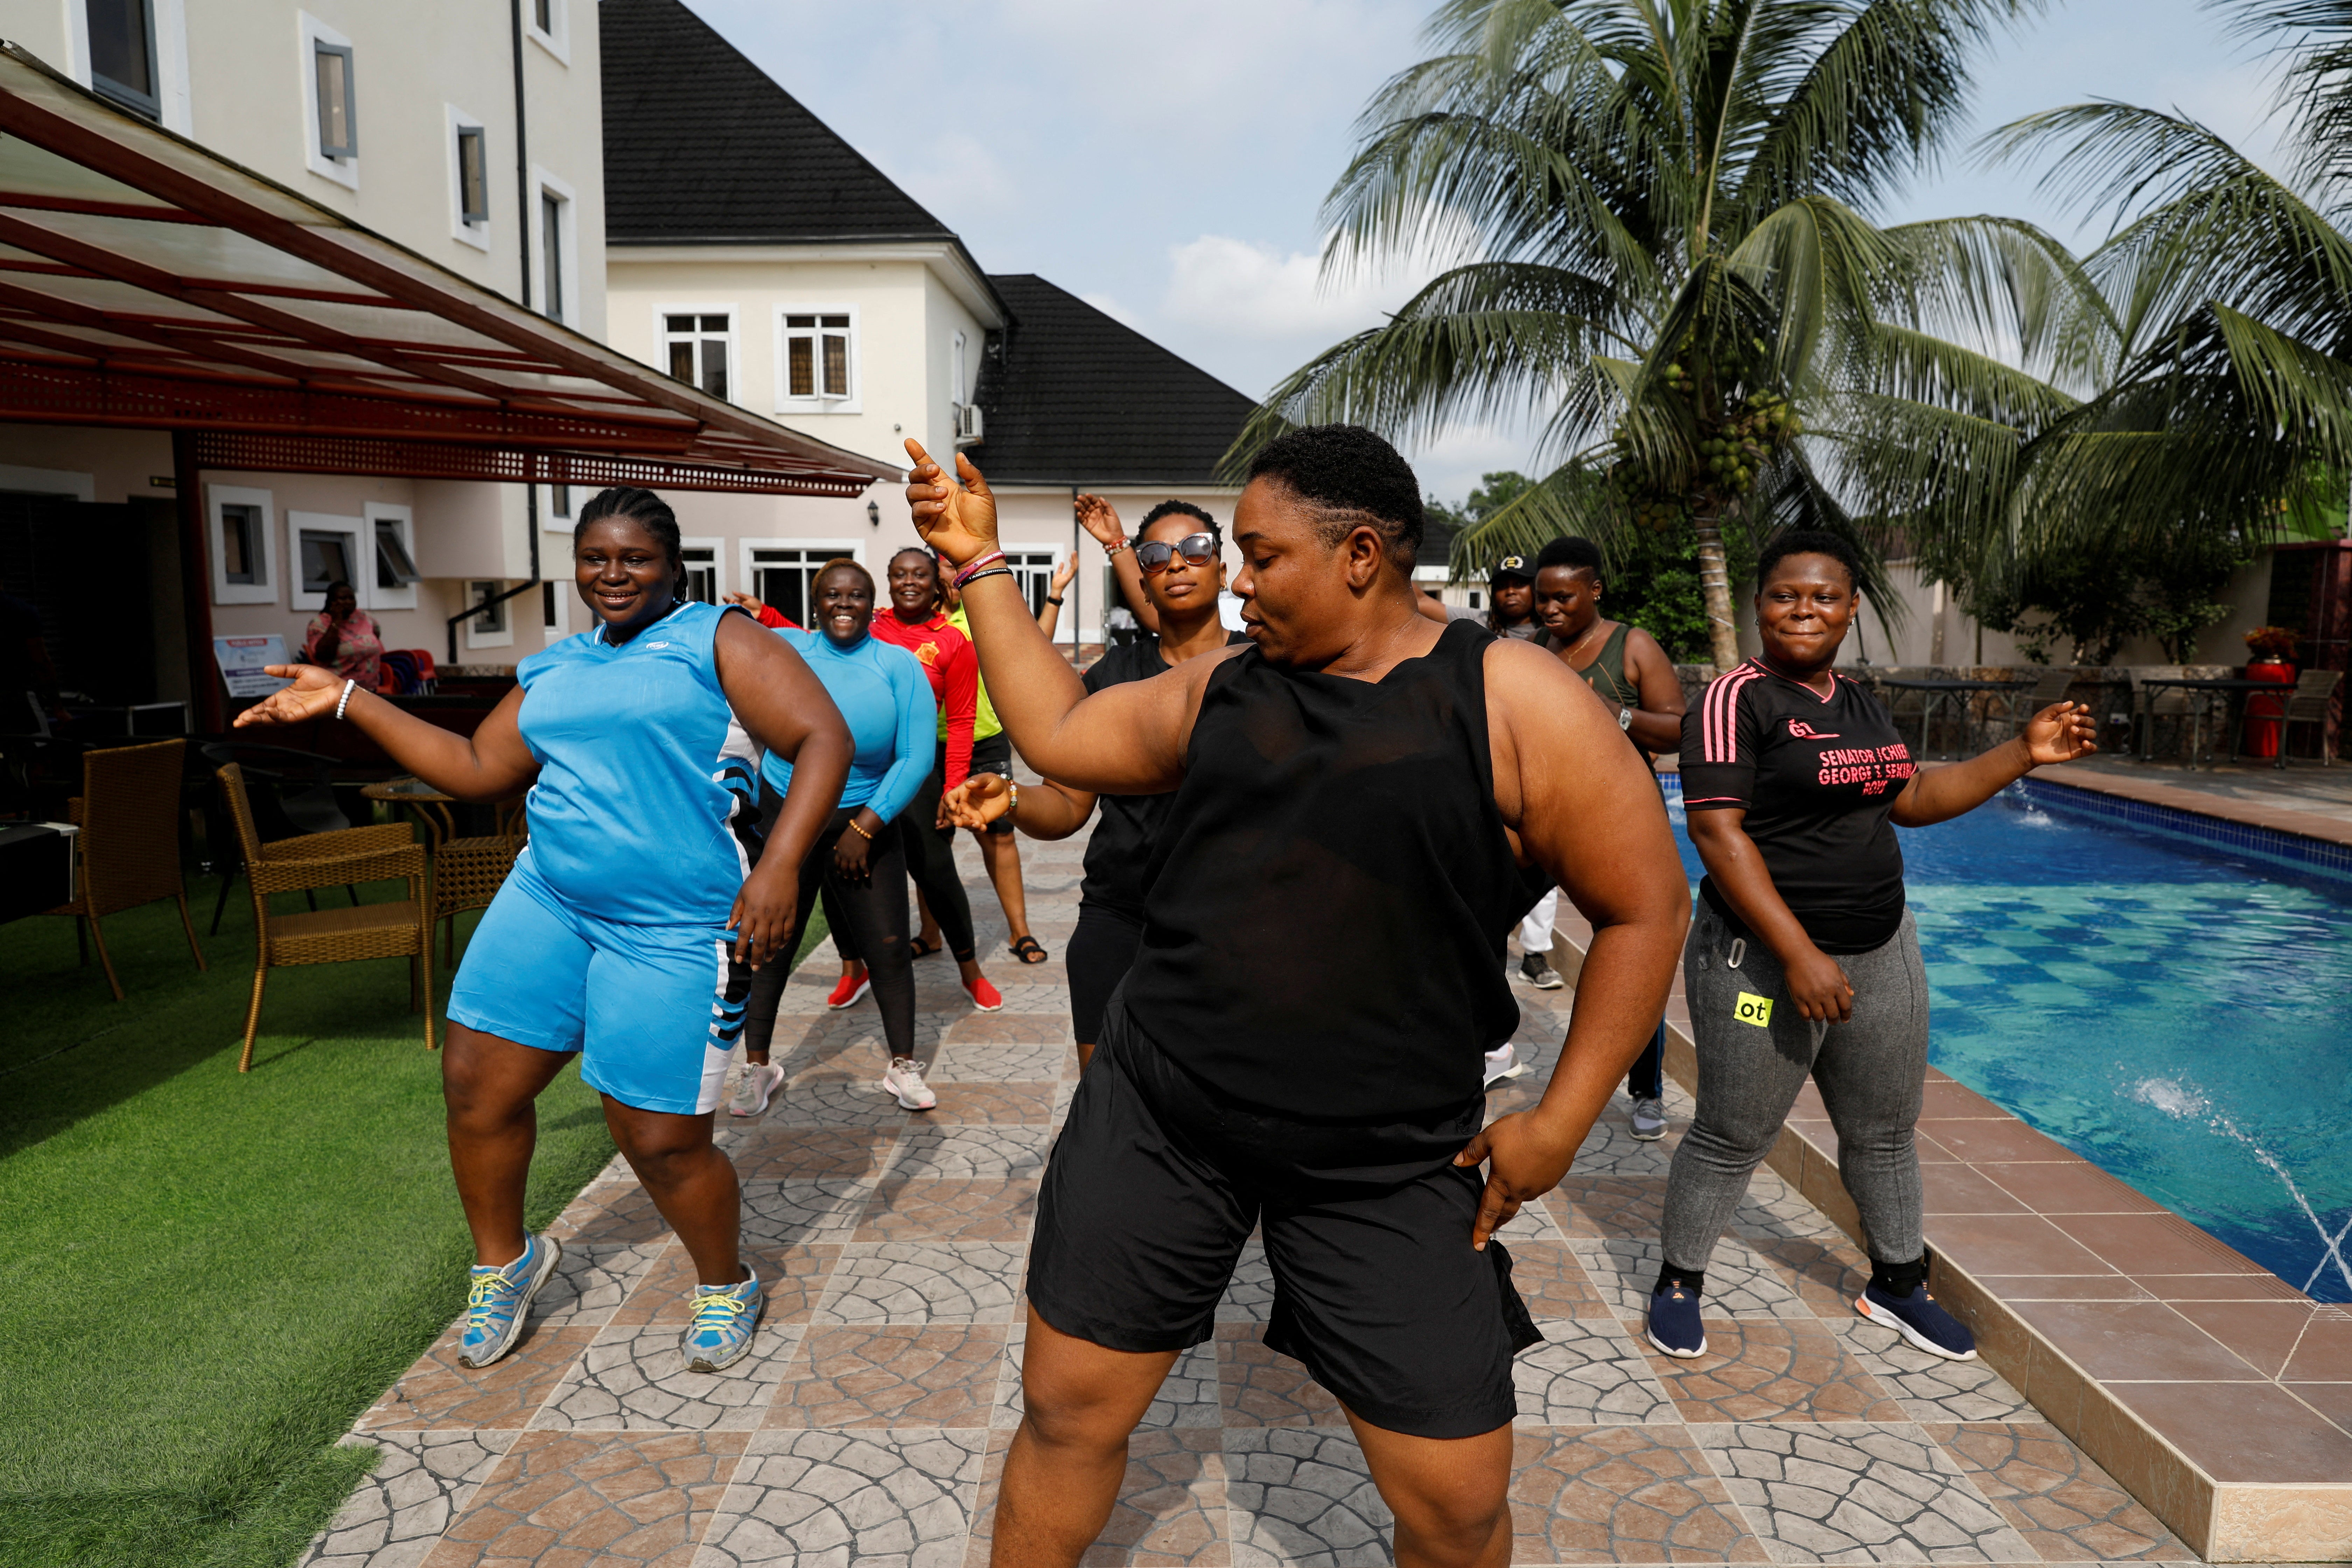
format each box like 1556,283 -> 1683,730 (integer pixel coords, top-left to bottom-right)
1617,706 -> 1633,732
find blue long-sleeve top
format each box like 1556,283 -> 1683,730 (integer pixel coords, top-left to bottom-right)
762,627 -> 935,824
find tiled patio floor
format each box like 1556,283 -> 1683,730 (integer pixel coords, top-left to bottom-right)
301,825 -> 2200,1567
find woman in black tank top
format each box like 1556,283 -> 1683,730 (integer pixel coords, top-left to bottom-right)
901,427 -> 1690,1568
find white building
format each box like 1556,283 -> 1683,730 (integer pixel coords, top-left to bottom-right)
598,0 -> 1256,648
0,0 -> 883,735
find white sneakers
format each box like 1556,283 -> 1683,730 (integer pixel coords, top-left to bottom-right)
727,1060 -> 784,1118
881,1057 -> 937,1111
1483,1044 -> 1524,1086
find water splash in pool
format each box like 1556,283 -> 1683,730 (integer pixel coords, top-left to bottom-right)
2134,1076 -> 2352,1298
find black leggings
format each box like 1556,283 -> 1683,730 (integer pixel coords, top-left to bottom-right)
832,745 -> 976,966
1067,902 -> 1146,1046
742,796 -> 919,1064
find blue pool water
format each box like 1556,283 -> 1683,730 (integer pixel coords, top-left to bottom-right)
1659,780 -> 2352,1303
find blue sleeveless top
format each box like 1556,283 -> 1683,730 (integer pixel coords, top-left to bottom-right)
514,600 -> 762,927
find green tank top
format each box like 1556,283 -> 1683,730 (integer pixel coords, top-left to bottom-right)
1575,622 -> 1636,707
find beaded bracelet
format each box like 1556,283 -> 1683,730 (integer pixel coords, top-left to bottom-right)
846,818 -> 875,842
334,678 -> 357,721
951,550 -> 1006,587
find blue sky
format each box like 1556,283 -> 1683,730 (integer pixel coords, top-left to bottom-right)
685,0 -> 2292,503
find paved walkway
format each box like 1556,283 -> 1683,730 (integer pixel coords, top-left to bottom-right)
302,820 -> 2198,1567
2044,755 -> 2352,833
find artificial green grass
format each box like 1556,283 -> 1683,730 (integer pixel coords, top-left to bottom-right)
0,865 -> 826,1568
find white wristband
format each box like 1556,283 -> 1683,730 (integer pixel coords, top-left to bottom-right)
335,678 -> 357,721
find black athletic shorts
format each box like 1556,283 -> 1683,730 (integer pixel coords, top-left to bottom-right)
1028,999 -> 1541,1440
1065,902 -> 1145,1045
963,733 -> 1014,835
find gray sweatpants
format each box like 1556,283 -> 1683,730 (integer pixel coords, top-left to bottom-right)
1660,899 -> 1929,1276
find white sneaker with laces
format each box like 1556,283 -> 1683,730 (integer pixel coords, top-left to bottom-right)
1483,1044 -> 1523,1086
727,1060 -> 784,1118
881,1056 -> 937,1111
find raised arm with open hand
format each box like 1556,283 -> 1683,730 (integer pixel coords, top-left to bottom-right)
1075,493 -> 1155,635
237,664 -> 540,803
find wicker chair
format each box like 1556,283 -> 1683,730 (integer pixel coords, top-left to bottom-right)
216,763 -> 434,1071
46,738 -> 206,999
431,797 -> 525,964
2279,668 -> 2344,768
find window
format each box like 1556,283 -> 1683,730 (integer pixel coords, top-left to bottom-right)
661,313 -> 733,401
299,528 -> 353,595
367,503 -> 419,610
534,0 -> 553,31
208,485 -> 276,604
682,547 -> 719,605
87,0 -> 160,119
1004,550 -> 1060,617
540,189 -> 565,323
465,581 -> 513,649
525,0 -> 569,63
550,484 -> 572,521
540,579 -> 568,638
777,307 -> 857,410
952,331 -> 968,401
456,125 -> 488,223
744,545 -> 860,627
313,42 -> 355,158
286,511 -> 363,611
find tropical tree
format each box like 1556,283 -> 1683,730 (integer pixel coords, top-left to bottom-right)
1224,0 -> 2066,670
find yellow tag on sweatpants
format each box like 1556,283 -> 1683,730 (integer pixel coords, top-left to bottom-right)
1735,992 -> 1774,1028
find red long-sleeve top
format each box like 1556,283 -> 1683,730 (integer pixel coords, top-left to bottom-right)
870,608 -> 976,788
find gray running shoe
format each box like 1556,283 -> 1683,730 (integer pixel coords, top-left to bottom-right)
456,1233 -> 562,1369
1519,952 -> 1562,990
1630,1096 -> 1668,1141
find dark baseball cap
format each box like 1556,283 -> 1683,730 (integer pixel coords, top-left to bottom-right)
1490,555 -> 1536,583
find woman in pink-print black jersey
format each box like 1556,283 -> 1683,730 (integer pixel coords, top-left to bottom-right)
1645,531 -> 2097,1366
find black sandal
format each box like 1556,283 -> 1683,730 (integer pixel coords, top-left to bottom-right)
909,936 -> 943,959
1009,934 -> 1049,965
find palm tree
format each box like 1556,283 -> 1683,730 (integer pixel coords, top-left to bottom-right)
1955,0 -> 2352,602
1225,0 -> 2060,670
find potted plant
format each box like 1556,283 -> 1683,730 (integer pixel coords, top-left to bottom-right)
2243,627 -> 2301,757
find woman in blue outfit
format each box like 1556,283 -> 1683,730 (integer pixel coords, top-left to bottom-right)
235,488 -> 853,1376
733,558 -> 940,1114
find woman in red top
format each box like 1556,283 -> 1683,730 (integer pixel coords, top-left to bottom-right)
851,547 -> 999,1012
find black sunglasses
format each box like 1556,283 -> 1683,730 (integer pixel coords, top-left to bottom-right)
1136,532 -> 1218,574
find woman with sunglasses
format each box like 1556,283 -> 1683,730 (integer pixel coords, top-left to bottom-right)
948,499 -> 1247,1067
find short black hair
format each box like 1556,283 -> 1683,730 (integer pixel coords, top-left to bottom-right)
815,556 -> 875,596
575,487 -> 686,597
1534,536 -> 1604,578
1244,424 -> 1423,566
1139,499 -> 1220,551
1755,529 -> 1862,591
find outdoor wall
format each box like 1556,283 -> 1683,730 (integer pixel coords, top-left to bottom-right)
1,0 -> 608,338
0,424 -> 172,503
1862,554 -> 2282,671
604,245 -> 997,485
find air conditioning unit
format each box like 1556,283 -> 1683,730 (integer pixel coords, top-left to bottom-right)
953,402 -> 984,446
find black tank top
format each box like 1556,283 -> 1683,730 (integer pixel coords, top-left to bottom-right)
1120,616 -> 1526,1121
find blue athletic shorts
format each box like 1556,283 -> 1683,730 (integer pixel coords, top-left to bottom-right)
446,862 -> 751,1115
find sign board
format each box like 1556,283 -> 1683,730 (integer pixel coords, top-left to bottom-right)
214,635 -> 292,699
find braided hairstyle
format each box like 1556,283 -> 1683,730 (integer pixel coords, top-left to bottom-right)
574,487 -> 688,600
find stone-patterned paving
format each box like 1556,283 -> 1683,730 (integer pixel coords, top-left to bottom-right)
304,830 -> 2199,1564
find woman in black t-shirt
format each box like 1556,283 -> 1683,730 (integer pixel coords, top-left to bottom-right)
1646,532 -> 2095,1366
944,499 -> 1248,1066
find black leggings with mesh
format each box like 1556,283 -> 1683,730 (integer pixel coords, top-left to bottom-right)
829,745 -> 976,967
741,794 -> 920,1065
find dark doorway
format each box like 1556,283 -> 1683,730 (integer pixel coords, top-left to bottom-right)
0,495 -> 159,706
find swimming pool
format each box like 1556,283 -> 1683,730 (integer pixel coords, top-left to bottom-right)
1659,779 -> 2352,1304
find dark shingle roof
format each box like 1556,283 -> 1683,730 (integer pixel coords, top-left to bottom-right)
971,275 -> 1259,486
600,0 -> 956,246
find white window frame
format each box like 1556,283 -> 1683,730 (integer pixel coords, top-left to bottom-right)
286,510 -> 364,613
530,166 -> 577,325
0,463 -> 96,502
540,576 -> 569,639
544,482 -> 576,526
952,330 -> 968,401
739,538 -> 866,627
364,502 -> 418,611
298,13 -> 358,190
654,304 -> 739,405
773,304 -> 860,414
464,580 -> 515,649
207,483 -> 276,605
1000,542 -> 1066,619
679,534 -> 726,606
446,105 -> 490,251
525,0 -> 570,64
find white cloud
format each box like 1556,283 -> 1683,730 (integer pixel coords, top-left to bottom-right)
1160,234 -> 1432,342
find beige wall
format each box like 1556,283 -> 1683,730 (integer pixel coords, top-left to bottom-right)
0,0 -> 607,335
1855,556 -> 2279,670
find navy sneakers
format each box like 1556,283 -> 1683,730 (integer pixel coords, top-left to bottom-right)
1857,1280 -> 1977,1360
1646,1282 -> 1707,1358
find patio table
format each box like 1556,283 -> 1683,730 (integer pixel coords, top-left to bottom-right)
0,821 -> 76,923
2136,677 -> 2281,768
1874,677 -> 2025,760
361,777 -> 458,852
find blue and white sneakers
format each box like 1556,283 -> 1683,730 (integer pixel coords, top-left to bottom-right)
1857,1280 -> 1978,1360
456,1233 -> 562,1369
683,1270 -> 765,1373
1646,1282 -> 1708,1358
